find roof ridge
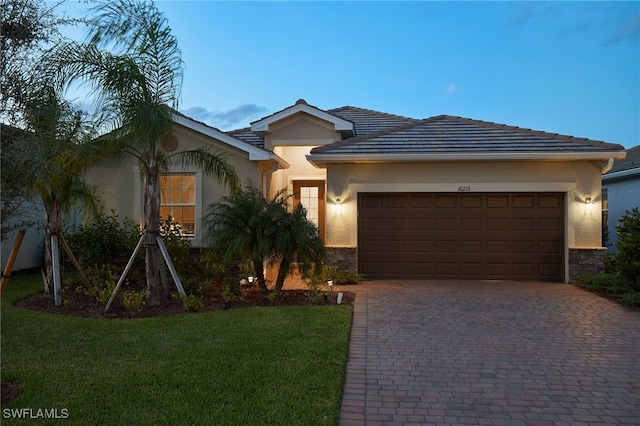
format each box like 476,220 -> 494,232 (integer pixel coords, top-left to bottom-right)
329,105 -> 419,122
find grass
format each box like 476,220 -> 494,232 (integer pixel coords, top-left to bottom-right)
1,273 -> 353,425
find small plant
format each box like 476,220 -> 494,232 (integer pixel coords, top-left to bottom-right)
180,294 -> 204,312
96,280 -> 117,306
123,289 -> 146,314
266,291 -> 279,305
221,277 -> 241,308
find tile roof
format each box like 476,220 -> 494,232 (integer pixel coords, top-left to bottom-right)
223,102 -> 625,159
327,106 -> 418,136
310,115 -> 625,155
606,144 -> 640,174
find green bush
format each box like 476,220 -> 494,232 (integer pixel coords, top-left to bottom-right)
64,211 -> 142,276
611,207 -> 640,290
311,266 -> 364,286
64,212 -> 194,294
179,294 -> 204,312
160,216 -> 193,277
123,289 -> 146,314
576,274 -> 639,309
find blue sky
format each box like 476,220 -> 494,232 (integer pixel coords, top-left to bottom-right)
61,1 -> 639,148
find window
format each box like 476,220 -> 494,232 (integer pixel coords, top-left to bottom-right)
293,180 -> 325,241
299,186 -> 319,227
160,173 -> 195,236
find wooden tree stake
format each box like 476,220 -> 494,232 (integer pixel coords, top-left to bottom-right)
0,229 -> 26,298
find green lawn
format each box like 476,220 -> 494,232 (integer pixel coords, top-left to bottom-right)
1,274 -> 352,425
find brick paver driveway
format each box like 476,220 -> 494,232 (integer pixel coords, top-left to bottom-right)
339,281 -> 640,425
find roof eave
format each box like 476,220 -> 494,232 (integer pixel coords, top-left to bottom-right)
603,167 -> 640,182
172,113 -> 272,161
306,151 -> 627,167
250,103 -> 354,133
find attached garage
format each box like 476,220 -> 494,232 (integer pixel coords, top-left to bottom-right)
358,192 -> 564,281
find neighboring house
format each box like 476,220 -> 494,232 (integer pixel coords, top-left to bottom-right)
602,144 -> 640,252
86,99 -> 626,283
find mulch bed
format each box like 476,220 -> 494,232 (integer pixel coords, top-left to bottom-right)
15,284 -> 356,319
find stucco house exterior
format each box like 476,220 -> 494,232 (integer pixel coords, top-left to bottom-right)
86,99 -> 626,283
602,144 -> 640,252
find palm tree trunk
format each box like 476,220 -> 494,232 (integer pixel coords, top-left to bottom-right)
43,200 -> 62,298
274,258 -> 291,293
253,257 -> 268,294
144,166 -> 161,306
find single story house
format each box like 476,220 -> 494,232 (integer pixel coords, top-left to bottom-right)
86,99 -> 626,283
602,144 -> 640,252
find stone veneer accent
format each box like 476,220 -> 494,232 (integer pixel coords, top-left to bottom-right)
568,248 -> 606,282
325,247 -> 358,271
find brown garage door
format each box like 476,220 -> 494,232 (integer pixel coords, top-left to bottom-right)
358,193 -> 564,281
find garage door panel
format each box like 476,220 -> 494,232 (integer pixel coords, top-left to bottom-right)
358,193 -> 564,281
385,218 -> 407,231
409,263 -> 432,274
410,240 -> 432,253
487,240 -> 509,253
487,195 -> 509,208
410,218 -> 431,230
513,195 -> 535,208
539,218 -> 562,232
461,240 -> 483,253
461,195 -> 483,208
435,240 -> 458,253
435,195 -> 457,208
487,218 -> 509,231
461,218 -> 483,230
435,217 -> 457,230
513,218 -> 535,231
360,217 -> 382,230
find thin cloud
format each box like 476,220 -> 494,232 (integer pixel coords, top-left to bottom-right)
445,83 -> 461,95
604,12 -> 640,45
505,7 -> 536,28
181,104 -> 268,130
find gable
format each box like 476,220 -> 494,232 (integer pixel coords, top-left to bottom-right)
250,99 -> 354,135
266,114 -> 341,147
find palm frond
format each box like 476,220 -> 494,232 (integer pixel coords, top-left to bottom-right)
169,148 -> 240,192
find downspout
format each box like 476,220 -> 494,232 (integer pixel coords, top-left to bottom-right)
601,157 -> 615,175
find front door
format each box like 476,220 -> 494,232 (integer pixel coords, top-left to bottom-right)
293,180 -> 325,242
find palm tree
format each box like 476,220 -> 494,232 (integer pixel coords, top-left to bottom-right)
272,203 -> 325,293
203,185 -> 279,294
203,184 -> 325,294
44,0 -> 239,306
20,82 -> 104,300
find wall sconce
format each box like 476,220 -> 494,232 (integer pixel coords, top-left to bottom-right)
335,198 -> 342,204
585,197 -> 593,210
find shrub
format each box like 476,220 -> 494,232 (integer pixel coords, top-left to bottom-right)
160,216 -> 192,276
179,294 -> 204,312
309,266 -> 364,286
221,277 -> 241,303
575,274 -> 639,309
123,289 -> 146,314
612,207 -> 640,290
64,211 -> 142,274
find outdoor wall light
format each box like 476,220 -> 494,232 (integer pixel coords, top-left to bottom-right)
585,197 -> 593,210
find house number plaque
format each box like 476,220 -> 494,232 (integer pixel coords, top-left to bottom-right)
457,186 -> 471,192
